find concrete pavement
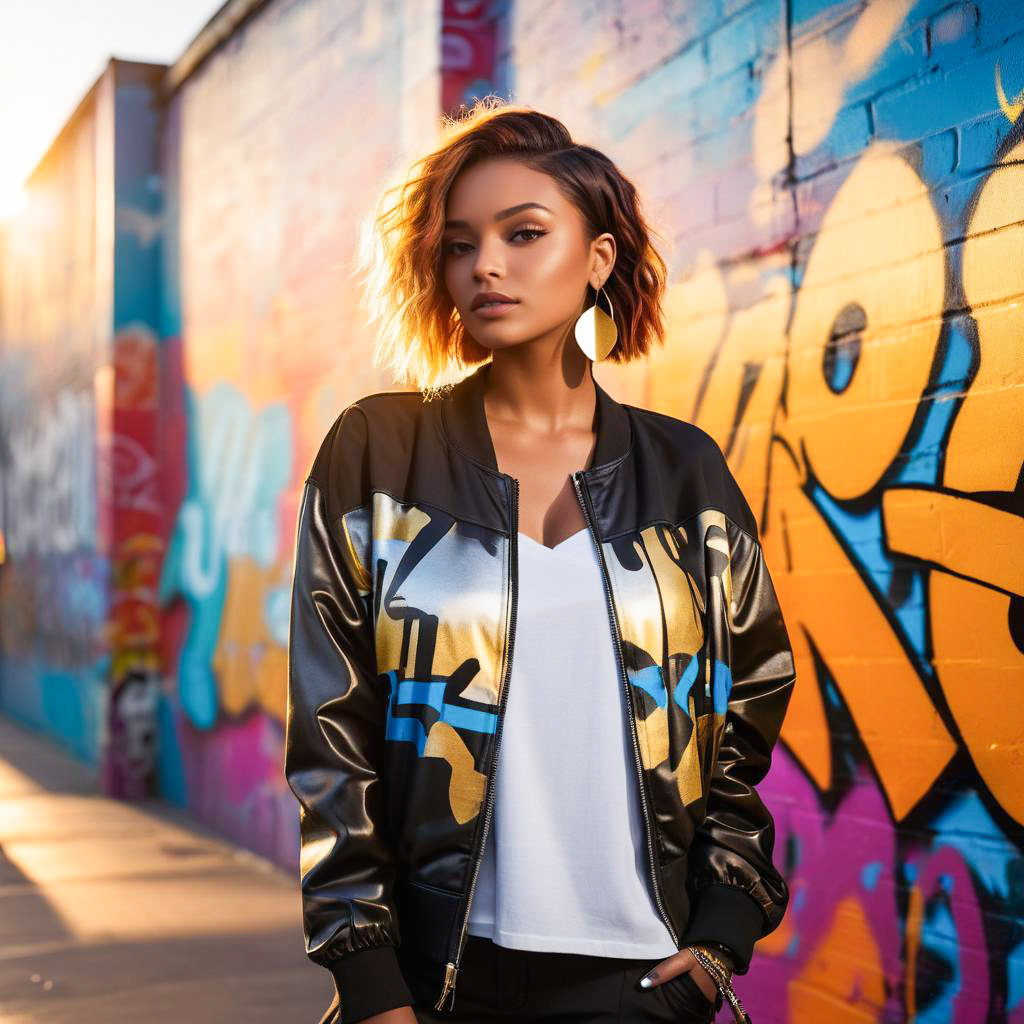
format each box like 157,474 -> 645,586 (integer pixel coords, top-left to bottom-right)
0,714 -> 332,1023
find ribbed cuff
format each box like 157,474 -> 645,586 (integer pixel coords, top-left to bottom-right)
326,944 -> 415,1023
680,883 -> 765,975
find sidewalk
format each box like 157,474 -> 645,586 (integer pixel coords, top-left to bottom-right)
0,714 -> 332,1023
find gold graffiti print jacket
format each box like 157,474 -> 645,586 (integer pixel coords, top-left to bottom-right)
284,361 -> 796,1023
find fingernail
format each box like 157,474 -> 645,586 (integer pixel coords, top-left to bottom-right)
639,974 -> 654,989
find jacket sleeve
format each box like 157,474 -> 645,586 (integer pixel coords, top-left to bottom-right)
283,406 -> 414,1022
679,512 -> 796,975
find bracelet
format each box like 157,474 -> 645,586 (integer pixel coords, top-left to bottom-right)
687,945 -> 752,1024
704,941 -> 739,974
689,942 -> 733,978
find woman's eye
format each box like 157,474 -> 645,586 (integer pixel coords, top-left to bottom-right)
444,227 -> 546,256
512,226 -> 546,242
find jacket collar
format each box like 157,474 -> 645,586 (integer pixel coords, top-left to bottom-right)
440,360 -> 632,477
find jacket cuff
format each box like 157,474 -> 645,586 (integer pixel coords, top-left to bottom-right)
326,944 -> 415,1023
680,883 -> 766,975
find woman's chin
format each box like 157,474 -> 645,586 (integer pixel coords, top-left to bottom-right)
469,331 -> 533,352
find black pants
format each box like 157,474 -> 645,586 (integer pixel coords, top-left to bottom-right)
404,933 -> 723,1022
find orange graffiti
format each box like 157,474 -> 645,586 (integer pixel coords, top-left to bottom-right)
647,150 -> 966,819
903,883 -> 923,1019
788,895 -> 886,1021
641,136 -> 1024,826
213,557 -> 291,721
109,533 -> 164,652
883,138 -> 1024,823
763,450 -> 955,819
995,60 -> 1024,123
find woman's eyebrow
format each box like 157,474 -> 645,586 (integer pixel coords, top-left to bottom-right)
444,202 -> 553,230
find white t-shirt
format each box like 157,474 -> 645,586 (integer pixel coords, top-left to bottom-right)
466,525 -> 678,958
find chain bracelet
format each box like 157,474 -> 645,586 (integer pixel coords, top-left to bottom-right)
687,945 -> 753,1024
688,942 -> 733,979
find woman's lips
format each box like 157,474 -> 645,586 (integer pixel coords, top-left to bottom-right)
473,300 -> 519,317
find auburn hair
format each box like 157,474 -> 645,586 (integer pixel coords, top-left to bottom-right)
353,96 -> 670,395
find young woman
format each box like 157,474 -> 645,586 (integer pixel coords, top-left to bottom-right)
284,99 -> 795,1024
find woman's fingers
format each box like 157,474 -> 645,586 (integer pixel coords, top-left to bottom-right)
639,949 -> 693,987
638,949 -> 717,1002
686,961 -> 718,1002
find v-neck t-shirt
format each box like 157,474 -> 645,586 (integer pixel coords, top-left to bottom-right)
465,525 -> 678,958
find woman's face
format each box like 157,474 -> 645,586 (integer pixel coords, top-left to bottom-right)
442,157 -> 614,353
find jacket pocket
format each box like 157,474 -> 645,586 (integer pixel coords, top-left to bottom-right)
394,876 -> 464,976
658,851 -> 691,938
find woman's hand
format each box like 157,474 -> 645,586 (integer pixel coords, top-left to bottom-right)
359,1007 -> 418,1024
640,948 -> 719,1002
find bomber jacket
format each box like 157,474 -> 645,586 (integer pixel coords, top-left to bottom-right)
284,360 -> 796,1023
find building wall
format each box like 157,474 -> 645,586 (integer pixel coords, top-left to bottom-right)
0,67 -> 115,765
0,60 -> 168,795
106,63 -> 167,798
1,0 -> 1022,1019
154,0 -> 443,868
506,0 -> 1024,1018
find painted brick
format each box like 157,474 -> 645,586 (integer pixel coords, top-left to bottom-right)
794,101 -> 873,179
958,110 -> 1018,173
707,0 -> 784,73
3,2 -> 1024,1021
872,34 -> 1024,140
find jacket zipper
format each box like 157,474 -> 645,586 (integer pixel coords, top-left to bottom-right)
435,475 -> 521,1011
570,470 -> 681,949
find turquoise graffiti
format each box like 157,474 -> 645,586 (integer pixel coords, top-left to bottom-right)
160,381 -> 293,729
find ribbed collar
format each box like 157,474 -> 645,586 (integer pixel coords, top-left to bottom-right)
439,361 -> 632,477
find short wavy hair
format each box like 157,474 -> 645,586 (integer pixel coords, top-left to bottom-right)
353,96 -> 670,394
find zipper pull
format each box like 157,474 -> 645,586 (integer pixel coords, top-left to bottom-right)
435,961 -> 458,1011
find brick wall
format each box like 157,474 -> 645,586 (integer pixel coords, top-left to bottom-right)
2,1 -> 1021,1018
509,0 -> 1024,1017
154,0 -> 442,866
0,66 -> 115,765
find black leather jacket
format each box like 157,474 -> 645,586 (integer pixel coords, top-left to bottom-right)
284,361 -> 796,1022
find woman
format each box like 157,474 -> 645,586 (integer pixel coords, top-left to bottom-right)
284,99 -> 795,1024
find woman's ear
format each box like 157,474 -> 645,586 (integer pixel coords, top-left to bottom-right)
590,232 -> 616,287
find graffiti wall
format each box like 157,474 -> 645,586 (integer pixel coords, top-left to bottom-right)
2,0 -> 1022,1019
0,61 -> 166,791
510,0 -> 1023,1018
105,63 -> 167,799
154,0 -> 443,866
0,67 -> 115,764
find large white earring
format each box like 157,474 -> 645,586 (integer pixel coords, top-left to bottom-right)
573,284 -> 618,361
